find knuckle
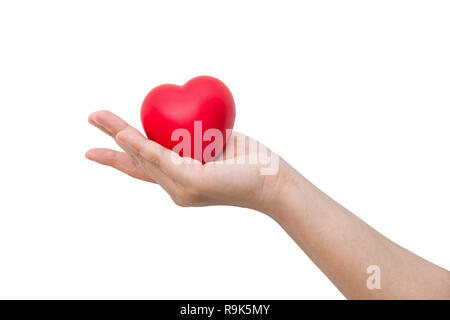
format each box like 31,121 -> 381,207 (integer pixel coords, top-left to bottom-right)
143,143 -> 161,166
169,187 -> 190,207
172,198 -> 187,207
171,188 -> 202,207
171,194 -> 188,207
182,188 -> 203,205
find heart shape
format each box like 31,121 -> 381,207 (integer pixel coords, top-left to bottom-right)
140,76 -> 236,163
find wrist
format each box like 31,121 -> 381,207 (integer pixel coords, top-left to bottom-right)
258,159 -> 311,221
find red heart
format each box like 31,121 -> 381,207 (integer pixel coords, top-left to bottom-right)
140,76 -> 236,163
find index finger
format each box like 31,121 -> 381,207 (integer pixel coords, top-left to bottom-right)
115,127 -> 199,183
89,110 -> 142,139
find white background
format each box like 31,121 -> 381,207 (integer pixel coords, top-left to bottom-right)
0,1 -> 449,299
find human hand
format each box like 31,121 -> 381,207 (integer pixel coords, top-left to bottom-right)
86,111 -> 287,214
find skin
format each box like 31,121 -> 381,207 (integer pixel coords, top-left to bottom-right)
86,110 -> 450,299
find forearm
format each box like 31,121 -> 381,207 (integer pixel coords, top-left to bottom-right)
87,111 -> 450,298
266,163 -> 450,299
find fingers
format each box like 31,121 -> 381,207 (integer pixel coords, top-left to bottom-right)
88,109 -> 165,179
86,146 -> 180,200
115,126 -> 196,183
85,148 -> 154,183
88,110 -> 189,175
89,110 -> 144,139
87,110 -> 198,199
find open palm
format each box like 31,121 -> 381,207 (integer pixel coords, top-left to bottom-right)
86,111 -> 282,212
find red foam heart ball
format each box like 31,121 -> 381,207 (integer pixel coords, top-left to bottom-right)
140,76 -> 236,163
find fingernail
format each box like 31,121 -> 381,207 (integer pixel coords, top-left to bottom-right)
85,150 -> 96,161
91,118 -> 113,135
